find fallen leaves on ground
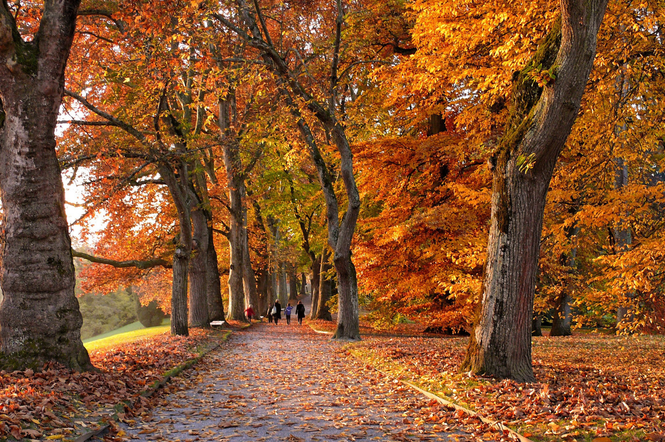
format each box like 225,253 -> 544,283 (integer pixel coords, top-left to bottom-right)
348,329 -> 665,441
0,328 -> 218,440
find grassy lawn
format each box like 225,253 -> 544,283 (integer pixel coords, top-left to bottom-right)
84,319 -> 171,352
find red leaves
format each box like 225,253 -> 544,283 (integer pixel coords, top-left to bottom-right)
0,329 -> 213,440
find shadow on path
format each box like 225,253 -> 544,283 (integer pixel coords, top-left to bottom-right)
118,323 -> 470,441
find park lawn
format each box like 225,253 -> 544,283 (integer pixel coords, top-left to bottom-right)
344,328 -> 665,442
84,324 -> 171,352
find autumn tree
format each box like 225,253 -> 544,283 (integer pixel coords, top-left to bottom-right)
461,0 -> 609,381
60,0 -> 229,334
0,0 -> 93,370
213,0 -> 364,339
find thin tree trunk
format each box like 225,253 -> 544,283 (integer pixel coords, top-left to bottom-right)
532,315 -> 543,337
0,0 -> 92,371
289,267 -> 299,302
613,158 -> 633,326
462,0 -> 608,381
551,219 -> 578,336
300,272 -> 307,298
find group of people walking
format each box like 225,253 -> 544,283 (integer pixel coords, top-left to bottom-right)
244,300 -> 306,325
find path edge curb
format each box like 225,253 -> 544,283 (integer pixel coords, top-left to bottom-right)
75,329 -> 232,442
309,325 -> 532,442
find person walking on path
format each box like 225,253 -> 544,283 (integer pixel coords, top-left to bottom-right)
285,303 -> 293,324
266,306 -> 273,323
245,305 -> 255,323
272,300 -> 282,325
295,300 -> 306,325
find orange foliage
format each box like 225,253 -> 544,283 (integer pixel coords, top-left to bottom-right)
354,133 -> 490,331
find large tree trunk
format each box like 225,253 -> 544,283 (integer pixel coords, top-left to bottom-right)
225,197 -> 245,320
206,226 -> 225,321
308,256 -> 321,320
462,0 -> 608,381
0,0 -> 94,371
188,207 -> 209,327
314,250 -> 333,321
219,94 -> 247,321
241,205 -> 259,313
159,165 -> 191,336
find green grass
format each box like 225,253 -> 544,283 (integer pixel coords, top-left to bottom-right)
84,319 -> 171,352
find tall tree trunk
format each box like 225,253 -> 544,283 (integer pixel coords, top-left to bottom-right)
532,315 -> 543,337
300,272 -> 307,298
613,159 -> 633,326
219,94 -> 247,321
159,165 -> 191,336
206,228 -> 225,321
225,199 -> 245,320
242,226 -> 259,315
551,222 -> 578,337
278,263 -> 288,305
288,267 -> 299,302
188,207 -> 209,327
0,0 -> 93,371
462,0 -> 608,381
314,250 -> 333,321
309,255 -> 321,320
256,268 -> 270,318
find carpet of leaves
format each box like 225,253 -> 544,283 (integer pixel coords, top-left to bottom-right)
349,330 -> 665,442
0,328 -> 215,441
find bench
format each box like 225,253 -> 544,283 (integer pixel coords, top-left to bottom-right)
210,320 -> 226,327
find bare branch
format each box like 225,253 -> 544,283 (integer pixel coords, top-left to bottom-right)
72,249 -> 172,269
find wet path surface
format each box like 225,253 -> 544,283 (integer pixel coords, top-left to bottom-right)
118,322 -> 470,441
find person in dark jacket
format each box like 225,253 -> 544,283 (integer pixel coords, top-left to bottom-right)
266,306 -> 273,323
295,301 -> 306,325
273,300 -> 282,325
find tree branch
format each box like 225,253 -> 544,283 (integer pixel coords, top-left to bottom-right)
72,250 -> 172,269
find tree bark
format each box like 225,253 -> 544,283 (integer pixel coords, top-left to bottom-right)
300,272 -> 307,298
207,225 -> 225,321
314,249 -> 333,321
225,184 -> 245,320
241,203 -> 259,312
0,0 -> 94,371
309,255 -> 321,320
288,267 -> 299,302
462,0 -> 608,381
188,206 -> 209,327
532,315 -> 543,337
159,165 -> 191,336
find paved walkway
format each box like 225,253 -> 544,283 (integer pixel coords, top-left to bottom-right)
118,322 -> 471,441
